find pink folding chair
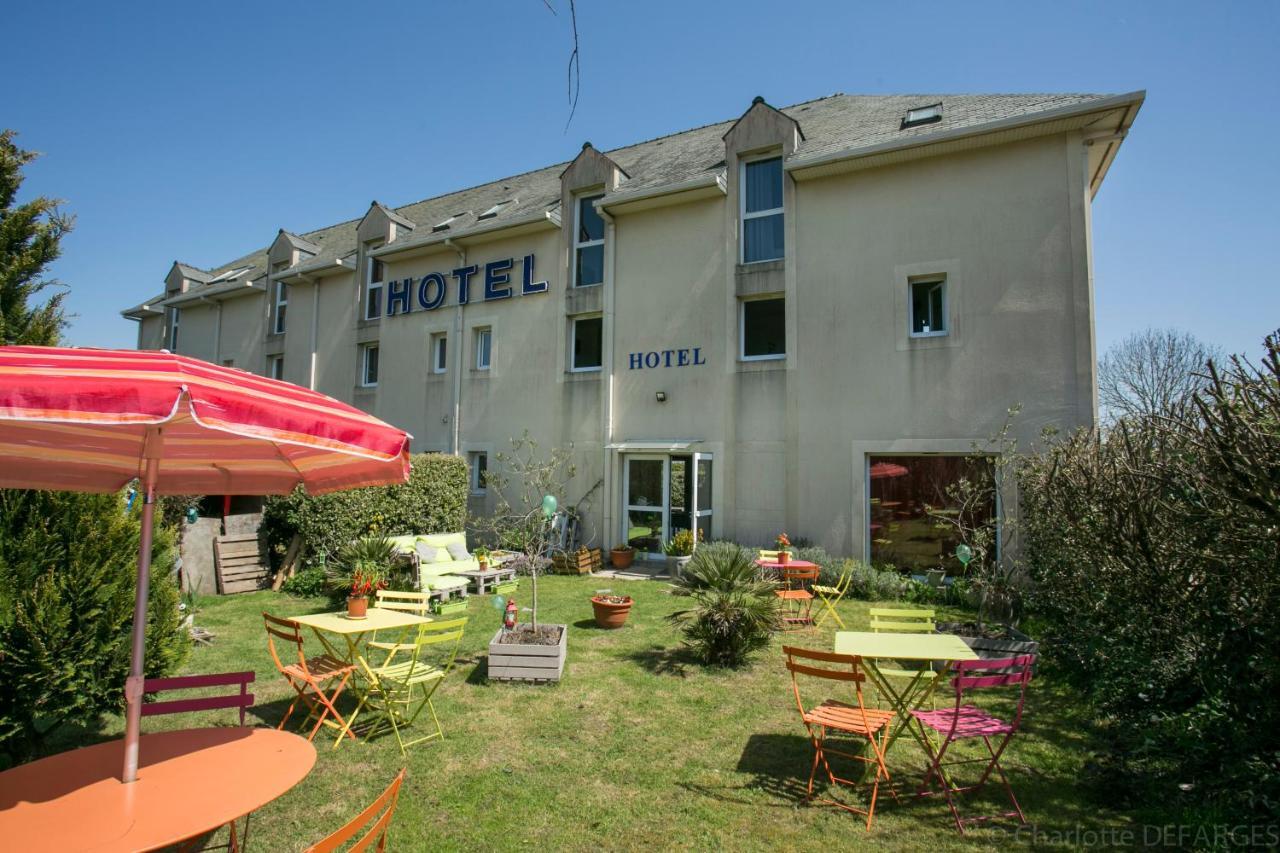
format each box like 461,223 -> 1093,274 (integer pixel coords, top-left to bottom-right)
909,654 -> 1035,834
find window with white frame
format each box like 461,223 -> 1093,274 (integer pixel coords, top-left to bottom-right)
268,355 -> 284,380
571,315 -> 603,371
468,451 -> 488,494
741,297 -> 785,360
165,307 -> 180,350
740,155 -> 784,263
360,343 -> 380,387
365,251 -> 385,321
574,194 -> 605,287
474,327 -> 492,370
272,281 -> 288,334
909,277 -> 947,337
431,333 -> 447,374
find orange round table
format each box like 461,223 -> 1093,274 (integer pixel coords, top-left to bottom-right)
0,727 -> 315,852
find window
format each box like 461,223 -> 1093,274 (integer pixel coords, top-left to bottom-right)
268,355 -> 284,380
868,454 -> 994,573
478,200 -> 512,220
365,253 -> 384,321
741,297 -> 785,360
474,327 -> 492,370
432,212 -> 464,233
210,266 -> 253,283
222,359 -> 234,368
431,333 -> 447,374
272,281 -> 288,334
740,156 -> 784,263
571,316 -> 603,371
909,278 -> 947,337
573,194 -> 605,287
902,103 -> 943,128
360,343 -> 380,387
468,451 -> 488,495
166,307 -> 180,350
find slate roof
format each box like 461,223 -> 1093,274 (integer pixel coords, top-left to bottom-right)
157,92 -> 1126,295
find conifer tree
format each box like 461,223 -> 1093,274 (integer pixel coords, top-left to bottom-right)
0,130 -> 70,345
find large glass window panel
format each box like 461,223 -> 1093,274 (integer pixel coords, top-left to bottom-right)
696,458 -> 712,510
577,196 -> 604,242
572,317 -> 603,370
744,157 -> 783,213
626,459 -> 663,507
743,213 -> 784,263
742,297 -> 786,358
910,279 -> 946,335
627,510 -> 663,553
868,455 -> 995,574
576,243 -> 604,287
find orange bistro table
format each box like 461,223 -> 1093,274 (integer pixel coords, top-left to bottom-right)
0,727 -> 315,852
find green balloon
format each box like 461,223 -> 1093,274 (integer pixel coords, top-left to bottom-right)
492,595 -> 506,611
955,544 -> 973,565
541,494 -> 558,518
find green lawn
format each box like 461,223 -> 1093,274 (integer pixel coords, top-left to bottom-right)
98,576 -> 1131,851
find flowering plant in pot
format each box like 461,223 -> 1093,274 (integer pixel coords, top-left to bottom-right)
474,546 -> 491,571
663,530 -> 696,576
590,593 -> 634,629
328,536 -> 395,618
774,533 -> 792,564
610,543 -> 636,569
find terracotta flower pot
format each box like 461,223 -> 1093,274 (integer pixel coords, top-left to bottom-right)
591,596 -> 633,629
479,560 -> 489,572
610,548 -> 635,569
347,595 -> 368,618
778,551 -> 790,565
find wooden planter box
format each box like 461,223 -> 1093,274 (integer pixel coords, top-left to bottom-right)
552,548 -> 601,575
487,625 -> 567,683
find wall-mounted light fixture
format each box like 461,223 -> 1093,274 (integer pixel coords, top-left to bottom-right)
655,391 -> 667,403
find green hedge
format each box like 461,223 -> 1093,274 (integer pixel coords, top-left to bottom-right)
262,453 -> 469,566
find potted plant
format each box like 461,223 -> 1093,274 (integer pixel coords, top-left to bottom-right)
610,543 -> 636,569
663,529 -> 695,576
474,546 -> 490,571
590,593 -> 634,629
775,533 -> 792,564
328,536 -> 396,618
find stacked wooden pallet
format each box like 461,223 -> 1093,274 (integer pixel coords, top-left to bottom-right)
213,533 -> 269,594
551,548 -> 602,575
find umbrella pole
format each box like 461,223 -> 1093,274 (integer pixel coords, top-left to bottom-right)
122,454 -> 159,783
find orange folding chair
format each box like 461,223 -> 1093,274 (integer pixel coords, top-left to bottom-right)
775,565 -> 819,628
263,612 -> 357,743
303,769 -> 405,852
783,646 -> 896,831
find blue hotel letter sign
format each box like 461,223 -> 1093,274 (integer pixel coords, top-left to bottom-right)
628,347 -> 706,369
375,253 -> 548,317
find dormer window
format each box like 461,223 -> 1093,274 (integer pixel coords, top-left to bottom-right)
432,213 -> 464,233
478,200 -> 512,220
902,103 -> 942,128
573,194 -> 605,287
740,155 -> 784,264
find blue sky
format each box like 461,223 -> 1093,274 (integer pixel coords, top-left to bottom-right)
5,1 -> 1277,357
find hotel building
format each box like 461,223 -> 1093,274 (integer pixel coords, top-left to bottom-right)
122,91 -> 1144,566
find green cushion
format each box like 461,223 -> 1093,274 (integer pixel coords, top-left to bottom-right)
427,575 -> 468,591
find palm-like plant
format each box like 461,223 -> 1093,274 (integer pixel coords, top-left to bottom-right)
327,535 -> 401,595
667,543 -> 780,667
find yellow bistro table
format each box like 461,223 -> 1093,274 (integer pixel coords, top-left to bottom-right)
290,607 -> 432,745
833,631 -> 978,755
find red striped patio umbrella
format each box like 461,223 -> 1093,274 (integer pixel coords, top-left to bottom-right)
869,461 -> 910,479
0,346 -> 412,782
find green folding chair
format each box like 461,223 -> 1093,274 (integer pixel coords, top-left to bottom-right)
868,607 -> 939,704
812,563 -> 853,629
343,617 -> 467,755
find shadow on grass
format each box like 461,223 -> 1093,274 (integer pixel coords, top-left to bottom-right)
623,644 -> 698,677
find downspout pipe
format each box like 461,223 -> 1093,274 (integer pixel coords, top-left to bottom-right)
444,238 -> 466,455
597,204 -> 618,550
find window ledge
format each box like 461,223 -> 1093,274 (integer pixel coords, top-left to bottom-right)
735,259 -> 785,274
737,357 -> 787,373
565,368 -> 603,382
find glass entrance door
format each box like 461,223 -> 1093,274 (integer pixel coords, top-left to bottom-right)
623,453 -> 713,557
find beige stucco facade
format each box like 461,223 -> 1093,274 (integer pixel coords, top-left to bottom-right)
123,91 -> 1143,561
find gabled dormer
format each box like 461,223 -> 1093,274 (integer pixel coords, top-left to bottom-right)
268,230 -> 320,270
722,95 -> 804,158
724,96 -> 803,270
164,261 -> 210,295
561,143 -> 628,291
356,201 -> 416,246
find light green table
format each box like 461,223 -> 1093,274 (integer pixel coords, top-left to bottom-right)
290,608 -> 432,745
833,631 -> 978,754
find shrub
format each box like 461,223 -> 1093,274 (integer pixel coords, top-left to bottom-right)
280,567 -> 327,598
261,453 -> 468,567
840,560 -> 906,601
1020,334 -> 1280,822
0,489 -> 188,759
668,544 -> 779,667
